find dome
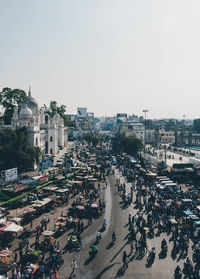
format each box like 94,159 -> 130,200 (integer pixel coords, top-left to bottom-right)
19,103 -> 32,118
26,87 -> 38,108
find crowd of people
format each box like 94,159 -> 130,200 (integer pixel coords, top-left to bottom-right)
114,152 -> 200,278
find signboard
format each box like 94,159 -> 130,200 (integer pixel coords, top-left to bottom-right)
40,175 -> 49,183
4,168 -> 18,183
117,113 -> 127,123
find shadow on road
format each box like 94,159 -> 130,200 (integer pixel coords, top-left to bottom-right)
115,264 -> 128,278
110,241 -> 129,263
84,255 -> 94,266
106,240 -> 115,249
94,262 -> 118,279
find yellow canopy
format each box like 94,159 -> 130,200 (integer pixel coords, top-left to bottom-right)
55,222 -> 65,227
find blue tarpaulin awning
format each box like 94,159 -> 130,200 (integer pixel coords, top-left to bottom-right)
183,210 -> 193,215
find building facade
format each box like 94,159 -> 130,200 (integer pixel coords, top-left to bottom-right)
121,122 -> 145,142
10,89 -> 68,155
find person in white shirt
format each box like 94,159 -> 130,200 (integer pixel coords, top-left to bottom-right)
17,271 -> 21,279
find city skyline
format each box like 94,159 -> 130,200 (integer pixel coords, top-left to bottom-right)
1,0 -> 200,118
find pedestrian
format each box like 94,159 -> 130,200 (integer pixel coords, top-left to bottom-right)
17,270 -> 21,279
132,215 -> 135,225
77,234 -> 82,247
130,240 -> 134,254
88,217 -> 92,225
80,222 -> 84,232
14,251 -> 18,263
71,259 -> 77,277
135,241 -> 139,255
73,222 -> 77,232
53,267 -> 59,279
122,251 -> 128,269
49,268 -> 53,279
77,220 -> 81,232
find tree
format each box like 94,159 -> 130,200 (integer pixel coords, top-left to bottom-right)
193,119 -> 200,133
112,134 -> 143,156
82,134 -> 99,146
42,101 -> 68,126
0,88 -> 27,125
0,128 -> 41,172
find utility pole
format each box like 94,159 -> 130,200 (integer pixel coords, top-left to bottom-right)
183,115 -> 186,128
143,109 -> 149,147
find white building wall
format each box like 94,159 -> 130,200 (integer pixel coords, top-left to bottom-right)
58,128 -> 64,147
48,128 -> 58,155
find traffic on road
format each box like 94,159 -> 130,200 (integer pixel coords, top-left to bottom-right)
0,138 -> 200,278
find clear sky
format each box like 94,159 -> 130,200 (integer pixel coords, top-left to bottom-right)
1,0 -> 200,119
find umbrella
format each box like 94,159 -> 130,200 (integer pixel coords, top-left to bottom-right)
91,203 -> 98,208
55,222 -> 65,227
76,205 -> 85,210
49,236 -> 55,243
0,257 -> 12,264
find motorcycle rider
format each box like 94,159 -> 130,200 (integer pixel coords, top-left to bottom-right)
112,231 -> 116,242
102,218 -> 107,229
90,244 -> 98,256
96,230 -> 102,242
174,265 -> 182,278
183,257 -> 193,276
161,239 -> 167,251
148,247 -> 156,263
128,214 -> 131,224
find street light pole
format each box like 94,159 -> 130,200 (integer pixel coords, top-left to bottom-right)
143,109 -> 149,147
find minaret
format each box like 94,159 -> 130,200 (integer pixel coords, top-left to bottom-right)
28,85 -> 31,97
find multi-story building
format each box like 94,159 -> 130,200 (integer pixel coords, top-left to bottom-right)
159,129 -> 175,144
121,122 -> 145,142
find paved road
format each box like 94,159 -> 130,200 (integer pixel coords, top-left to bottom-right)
64,169 -> 193,279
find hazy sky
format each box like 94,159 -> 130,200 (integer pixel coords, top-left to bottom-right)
1,0 -> 200,119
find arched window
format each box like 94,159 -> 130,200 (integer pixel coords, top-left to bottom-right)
45,115 -> 48,124
50,148 -> 53,154
50,136 -> 53,142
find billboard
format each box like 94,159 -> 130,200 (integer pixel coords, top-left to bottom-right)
77,108 -> 87,118
117,113 -> 127,123
4,168 -> 18,183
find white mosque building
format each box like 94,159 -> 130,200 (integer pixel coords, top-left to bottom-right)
10,88 -> 68,155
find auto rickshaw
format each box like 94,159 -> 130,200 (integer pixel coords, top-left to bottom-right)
67,235 -> 80,251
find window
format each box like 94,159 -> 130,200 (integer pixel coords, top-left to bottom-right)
50,148 -> 53,154
45,115 -> 48,124
36,138 -> 38,146
50,136 -> 53,142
